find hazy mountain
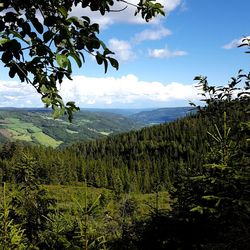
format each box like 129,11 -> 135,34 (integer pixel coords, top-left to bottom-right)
130,107 -> 194,125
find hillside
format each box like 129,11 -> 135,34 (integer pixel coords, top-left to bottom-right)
0,108 -> 142,147
1,98 -> 247,189
0,107 -> 192,147
0,97 -> 249,249
129,107 -> 193,124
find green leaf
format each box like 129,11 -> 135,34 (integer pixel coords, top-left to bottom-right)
190,206 -> 204,214
65,101 -> 73,106
91,23 -> 99,33
0,38 -> 9,45
2,51 -> 13,63
103,59 -> 108,74
40,85 -> 50,94
190,175 -> 206,181
65,102 -> 80,122
67,60 -> 72,74
44,16 -> 58,27
55,97 -> 64,107
36,44 -> 49,56
58,6 -> 68,18
43,30 -> 54,43
194,76 -> 203,81
96,53 -> 103,65
31,18 -> 43,34
56,54 -> 69,68
81,16 -> 91,24
103,48 -> 114,56
52,105 -> 61,119
68,16 -> 84,27
108,57 -> 119,70
69,52 -> 82,68
42,96 -> 51,106
9,65 -> 17,78
9,30 -> 30,44
100,40 -> 107,50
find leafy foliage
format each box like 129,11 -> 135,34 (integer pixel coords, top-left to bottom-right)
0,0 -> 164,120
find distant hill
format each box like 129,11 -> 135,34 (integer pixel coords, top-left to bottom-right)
130,107 -> 194,125
0,108 -> 142,147
83,108 -> 153,116
0,107 -> 193,147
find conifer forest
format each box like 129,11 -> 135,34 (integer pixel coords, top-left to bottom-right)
0,77 -> 249,249
0,1 -> 249,249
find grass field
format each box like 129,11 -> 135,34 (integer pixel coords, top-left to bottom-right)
0,117 -> 63,147
66,129 -> 79,134
0,109 -> 144,147
13,133 -> 33,142
32,132 -> 63,148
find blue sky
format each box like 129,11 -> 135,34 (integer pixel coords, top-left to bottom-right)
0,0 -> 250,108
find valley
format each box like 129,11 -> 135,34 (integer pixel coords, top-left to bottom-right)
0,96 -> 249,249
0,1 -> 249,249
0,107 -> 192,147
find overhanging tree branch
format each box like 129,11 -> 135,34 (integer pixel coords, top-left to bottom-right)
0,0 -> 165,120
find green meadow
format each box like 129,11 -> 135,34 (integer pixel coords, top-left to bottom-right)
0,117 -> 63,148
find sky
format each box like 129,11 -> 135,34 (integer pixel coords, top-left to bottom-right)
0,0 -> 250,109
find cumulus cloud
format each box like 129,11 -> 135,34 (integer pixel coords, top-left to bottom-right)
162,0 -> 182,12
69,1 -> 183,61
222,36 -> 250,50
59,74 -> 199,107
108,39 -> 135,62
133,26 -> 171,43
70,0 -> 182,29
0,73 -> 199,108
149,46 -> 187,58
108,26 -> 173,62
0,80 -> 41,107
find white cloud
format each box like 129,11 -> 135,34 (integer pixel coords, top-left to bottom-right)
133,26 -> 171,43
0,73 -> 199,108
223,36 -> 250,50
69,1 -> 183,62
149,46 -> 187,58
162,0 -> 182,12
70,0 -> 182,29
142,0 -> 182,13
59,74 -> 199,107
109,26 -> 173,62
0,80 -> 41,107
108,39 -> 135,62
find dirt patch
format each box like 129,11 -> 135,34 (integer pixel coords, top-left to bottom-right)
0,128 -> 12,139
0,119 -> 9,124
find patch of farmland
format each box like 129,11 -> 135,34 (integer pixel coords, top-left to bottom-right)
32,132 -> 63,148
0,128 -> 12,139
